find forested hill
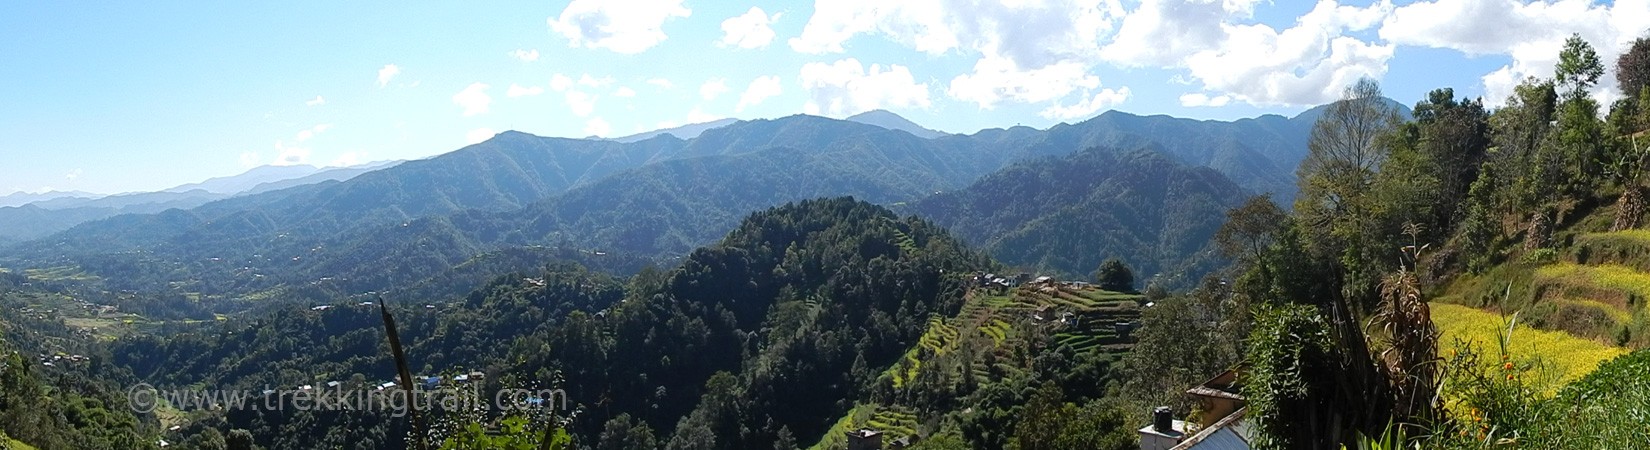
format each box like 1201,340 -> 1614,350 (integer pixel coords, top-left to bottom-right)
106,198 -> 992,449
906,147 -> 1250,288
1,107 -> 1322,300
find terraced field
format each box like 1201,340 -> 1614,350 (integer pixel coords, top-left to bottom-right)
844,279 -> 1147,447
1432,303 -> 1626,387
807,404 -> 920,450
888,278 -> 1143,387
1439,229 -> 1650,349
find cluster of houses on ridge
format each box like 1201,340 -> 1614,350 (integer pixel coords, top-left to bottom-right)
971,272 -> 1096,291
255,370 -> 489,398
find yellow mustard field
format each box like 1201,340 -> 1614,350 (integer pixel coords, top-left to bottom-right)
1533,263 -> 1650,299
1430,303 -> 1627,386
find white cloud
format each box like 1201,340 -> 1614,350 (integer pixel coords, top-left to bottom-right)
295,124 -> 333,142
720,7 -> 780,49
1102,0 -> 1254,67
510,48 -> 541,62
273,141 -> 311,166
686,107 -> 721,124
737,75 -> 784,111
1185,2 -> 1395,106
1098,0 -> 1395,106
789,0 -> 1121,66
508,84 -> 546,97
788,0 -> 1408,108
305,95 -> 326,107
700,78 -> 730,100
1039,87 -> 1131,119
466,128 -> 497,145
789,0 -> 961,54
65,169 -> 81,181
792,0 -> 1127,112
1179,92 -> 1232,107
551,74 -> 575,92
377,64 -> 401,88
948,57 -> 1100,108
647,78 -> 674,89
614,87 -> 637,97
549,0 -> 691,54
578,74 -> 615,88
452,83 -> 493,116
799,58 -> 931,117
584,117 -> 612,137
329,151 -> 364,167
1380,0 -> 1649,105
566,90 -> 598,116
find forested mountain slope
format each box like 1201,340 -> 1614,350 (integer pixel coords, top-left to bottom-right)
1,108 -> 1320,302
907,147 -> 1251,288
107,198 -> 993,449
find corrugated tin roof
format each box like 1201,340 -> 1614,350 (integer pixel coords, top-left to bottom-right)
1180,428 -> 1249,450
1171,407 -> 1251,450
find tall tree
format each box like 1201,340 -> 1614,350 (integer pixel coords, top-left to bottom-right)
1487,78 -> 1558,214
1556,33 -> 1604,101
1553,35 -> 1611,197
1215,194 -> 1289,268
1295,78 -> 1401,258
1618,35 -> 1650,102
226,429 -> 257,450
1094,259 -> 1135,293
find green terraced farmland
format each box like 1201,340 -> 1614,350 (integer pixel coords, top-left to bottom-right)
888,279 -> 1145,390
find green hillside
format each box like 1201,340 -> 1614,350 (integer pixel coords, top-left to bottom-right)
907,147 -> 1249,289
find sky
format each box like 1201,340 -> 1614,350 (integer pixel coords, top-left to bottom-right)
2,0 -> 1649,196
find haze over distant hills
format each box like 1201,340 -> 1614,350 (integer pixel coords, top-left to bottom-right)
0,190 -> 101,208
0,160 -> 402,243
0,105 -> 1356,297
612,118 -> 739,143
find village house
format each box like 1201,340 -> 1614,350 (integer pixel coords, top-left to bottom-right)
1138,369 -> 1251,450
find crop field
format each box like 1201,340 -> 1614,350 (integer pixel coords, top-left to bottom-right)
1533,263 -> 1650,301
807,404 -> 917,450
1431,303 -> 1627,387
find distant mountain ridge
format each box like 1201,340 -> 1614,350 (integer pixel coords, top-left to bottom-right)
165,165 -> 324,195
1,103 -> 1363,298
846,109 -> 947,138
612,118 -> 738,143
0,191 -> 101,208
0,161 -> 400,243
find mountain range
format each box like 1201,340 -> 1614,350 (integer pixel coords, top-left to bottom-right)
0,161 -> 401,243
0,105 -> 1347,301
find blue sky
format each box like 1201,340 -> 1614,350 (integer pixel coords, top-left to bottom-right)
2,0 -> 1647,196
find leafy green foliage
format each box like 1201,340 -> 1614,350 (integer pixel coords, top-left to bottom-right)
1094,259 -> 1135,293
1555,33 -> 1604,100
1012,384 -> 1133,450
1243,303 -> 1343,450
